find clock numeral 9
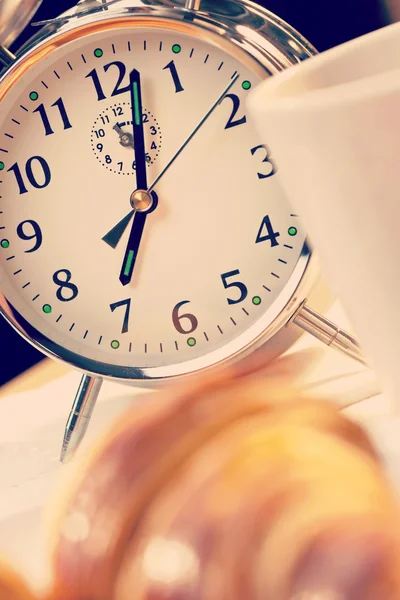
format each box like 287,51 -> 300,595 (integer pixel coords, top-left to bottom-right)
256,215 -> 280,247
53,269 -> 79,302
8,156 -> 51,195
251,144 -> 275,179
110,298 -> 131,334
172,301 -> 198,334
17,220 -> 43,253
221,270 -> 248,305
223,94 -> 247,129
33,98 -> 72,136
86,61 -> 130,101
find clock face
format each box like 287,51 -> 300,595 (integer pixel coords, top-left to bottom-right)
0,21 -> 307,378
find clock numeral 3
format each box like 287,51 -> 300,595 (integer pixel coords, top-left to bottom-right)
223,94 -> 247,129
53,269 -> 79,302
33,98 -> 72,136
8,156 -> 51,195
110,298 -> 131,334
221,270 -> 248,305
251,144 -> 275,179
256,215 -> 280,247
172,301 -> 198,334
163,60 -> 184,93
17,220 -> 43,253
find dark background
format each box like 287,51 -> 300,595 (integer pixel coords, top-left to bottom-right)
0,0 -> 395,386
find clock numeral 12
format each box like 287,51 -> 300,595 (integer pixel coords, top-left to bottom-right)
163,60 -> 184,93
8,156 -> 51,195
110,298 -> 131,334
33,98 -> 72,136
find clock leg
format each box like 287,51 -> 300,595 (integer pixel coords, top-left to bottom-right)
60,374 -> 103,464
292,301 -> 368,366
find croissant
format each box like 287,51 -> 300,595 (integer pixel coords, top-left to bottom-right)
1,356 -> 400,600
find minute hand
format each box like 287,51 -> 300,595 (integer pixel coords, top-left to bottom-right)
147,74 -> 240,193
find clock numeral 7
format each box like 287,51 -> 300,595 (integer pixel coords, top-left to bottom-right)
33,98 -> 72,136
110,298 -> 131,334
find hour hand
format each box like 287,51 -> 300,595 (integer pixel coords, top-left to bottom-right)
113,123 -> 134,148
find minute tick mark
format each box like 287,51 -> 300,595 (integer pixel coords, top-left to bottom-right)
81,54 -> 87,64
98,335 -> 103,345
20,105 -> 28,112
263,285 -> 271,292
218,61 -> 224,70
190,48 -> 194,58
112,44 -> 116,54
56,315 -> 63,323
271,272 -> 280,279
69,323 -> 75,332
12,119 -> 20,125
67,62 -> 73,70
284,244 -> 293,249
6,256 -> 15,261
128,41 -> 131,51
13,269 -> 22,275
242,308 -> 249,316
217,325 -> 223,334
159,41 -> 163,51
54,70 -> 61,79
278,259 -> 287,264
83,330 -> 88,340
41,81 -> 49,89
175,341 -> 179,351
0,149 -> 8,153
5,134 -> 13,139
204,54 -> 209,63
32,294 -> 40,301
230,317 -> 237,326
204,332 -> 209,341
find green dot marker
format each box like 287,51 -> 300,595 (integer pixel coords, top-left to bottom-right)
1,239 -> 10,249
172,44 -> 182,54
94,48 -> 104,58
29,91 -> 39,101
111,340 -> 120,350
187,337 -> 196,347
242,80 -> 252,90
0,161 -> 4,171
288,227 -> 298,237
42,304 -> 52,314
252,296 -> 262,306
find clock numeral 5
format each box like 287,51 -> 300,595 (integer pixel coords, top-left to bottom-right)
33,98 -> 72,136
110,298 -> 131,334
172,301 -> 198,334
221,270 -> 248,305
8,156 -> 51,195
251,144 -> 275,179
223,94 -> 247,129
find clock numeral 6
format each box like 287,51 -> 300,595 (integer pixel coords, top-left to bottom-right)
53,269 -> 79,302
251,144 -> 275,179
17,220 -> 43,253
172,301 -> 198,334
221,270 -> 248,305
110,298 -> 131,334
8,156 -> 51,195
256,215 -> 280,247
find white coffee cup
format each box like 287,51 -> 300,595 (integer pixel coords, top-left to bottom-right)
247,21 -> 400,410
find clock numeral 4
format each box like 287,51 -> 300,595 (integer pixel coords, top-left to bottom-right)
8,156 -> 51,195
256,215 -> 280,247
163,60 -> 184,93
17,220 -> 43,253
110,298 -> 131,334
33,98 -> 72,136
251,144 -> 275,179
53,269 -> 79,302
221,270 -> 248,305
172,301 -> 198,334
223,94 -> 247,129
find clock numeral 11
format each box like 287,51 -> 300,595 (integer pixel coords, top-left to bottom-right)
33,98 -> 72,136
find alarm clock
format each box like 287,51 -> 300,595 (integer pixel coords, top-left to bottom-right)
0,0 -> 363,460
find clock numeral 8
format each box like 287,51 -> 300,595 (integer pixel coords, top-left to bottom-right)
172,301 -> 198,334
53,269 -> 79,302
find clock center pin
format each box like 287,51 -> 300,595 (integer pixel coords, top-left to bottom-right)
130,189 -> 153,212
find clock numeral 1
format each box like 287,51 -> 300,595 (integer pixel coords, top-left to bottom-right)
17,219 -> 43,253
33,98 -> 72,136
251,144 -> 275,179
221,270 -> 248,305
110,298 -> 131,334
223,94 -> 247,129
256,215 -> 280,247
172,300 -> 198,334
8,156 -> 51,195
53,269 -> 79,302
163,60 -> 184,93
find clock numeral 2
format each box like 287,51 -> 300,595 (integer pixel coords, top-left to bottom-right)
33,98 -> 72,136
256,215 -> 280,247
251,144 -> 275,179
8,156 -> 51,195
223,94 -> 247,129
163,60 -> 184,93
110,298 -> 131,334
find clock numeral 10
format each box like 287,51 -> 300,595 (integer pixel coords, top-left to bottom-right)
110,298 -> 131,334
33,98 -> 72,136
8,156 -> 51,195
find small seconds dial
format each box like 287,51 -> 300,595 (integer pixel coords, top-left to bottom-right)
91,102 -> 162,175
